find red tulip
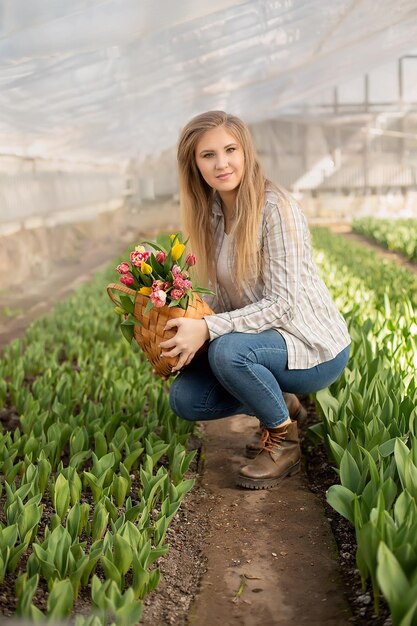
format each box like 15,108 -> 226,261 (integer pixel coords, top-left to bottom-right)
185,253 -> 196,267
120,274 -> 134,286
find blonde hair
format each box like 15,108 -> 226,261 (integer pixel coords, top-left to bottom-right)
177,110 -> 286,289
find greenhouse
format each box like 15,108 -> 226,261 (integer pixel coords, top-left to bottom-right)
1,1 -> 417,625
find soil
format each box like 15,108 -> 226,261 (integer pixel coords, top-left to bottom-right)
186,413 -> 351,626
0,215 -> 404,626
140,446 -> 210,626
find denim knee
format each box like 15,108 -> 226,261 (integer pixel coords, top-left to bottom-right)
168,377 -> 198,422
208,333 -> 249,376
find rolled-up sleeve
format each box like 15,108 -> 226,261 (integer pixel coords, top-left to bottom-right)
203,197 -> 304,340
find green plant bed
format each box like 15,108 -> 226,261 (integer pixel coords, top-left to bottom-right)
0,252 -> 197,625
310,227 -> 417,626
352,217 -> 417,263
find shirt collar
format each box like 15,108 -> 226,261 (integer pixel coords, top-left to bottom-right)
211,191 -> 223,217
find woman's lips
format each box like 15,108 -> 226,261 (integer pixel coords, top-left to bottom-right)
216,172 -> 232,180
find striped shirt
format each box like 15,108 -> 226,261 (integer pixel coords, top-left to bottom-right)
203,188 -> 351,370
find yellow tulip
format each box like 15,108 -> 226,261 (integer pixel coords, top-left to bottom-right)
171,242 -> 185,261
170,234 -> 177,241
139,286 -> 152,296
140,262 -> 153,275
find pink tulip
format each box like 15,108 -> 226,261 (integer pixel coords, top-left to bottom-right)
120,274 -> 134,286
185,253 -> 196,267
173,275 -> 191,290
156,251 -> 166,264
152,279 -> 165,291
172,264 -> 181,275
171,288 -> 184,301
130,250 -> 150,267
116,262 -> 130,274
150,289 -> 167,308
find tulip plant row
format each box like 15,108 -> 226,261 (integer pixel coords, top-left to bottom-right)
0,255 -> 197,625
352,216 -> 417,263
311,227 -> 417,626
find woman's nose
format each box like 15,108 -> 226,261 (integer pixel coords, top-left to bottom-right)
215,156 -> 229,170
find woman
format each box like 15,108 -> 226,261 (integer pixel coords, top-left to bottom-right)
159,111 -> 350,490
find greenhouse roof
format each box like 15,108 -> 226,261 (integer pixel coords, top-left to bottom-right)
1,0 -> 417,162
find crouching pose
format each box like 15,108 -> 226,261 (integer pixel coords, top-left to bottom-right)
159,110 -> 350,489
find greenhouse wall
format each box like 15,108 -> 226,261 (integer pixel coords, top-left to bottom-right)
0,156 -> 125,233
0,156 -> 180,289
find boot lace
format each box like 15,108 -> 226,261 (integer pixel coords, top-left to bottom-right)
259,425 -> 288,452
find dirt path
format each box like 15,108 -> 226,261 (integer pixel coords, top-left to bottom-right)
188,416 -> 351,626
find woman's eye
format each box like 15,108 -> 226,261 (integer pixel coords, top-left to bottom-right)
227,147 -> 236,153
203,153 -> 213,158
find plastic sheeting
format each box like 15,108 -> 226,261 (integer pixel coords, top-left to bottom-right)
1,0 -> 417,162
0,156 -> 124,229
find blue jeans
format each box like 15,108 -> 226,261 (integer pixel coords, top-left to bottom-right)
169,330 -> 350,428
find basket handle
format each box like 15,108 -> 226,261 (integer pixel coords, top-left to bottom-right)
106,282 -> 137,307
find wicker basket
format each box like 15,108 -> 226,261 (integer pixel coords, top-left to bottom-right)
107,283 -> 214,377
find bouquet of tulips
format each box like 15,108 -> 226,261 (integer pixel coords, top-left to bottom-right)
116,234 -> 208,310
107,233 -> 214,376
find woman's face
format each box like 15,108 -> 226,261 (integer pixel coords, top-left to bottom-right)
194,126 -> 244,195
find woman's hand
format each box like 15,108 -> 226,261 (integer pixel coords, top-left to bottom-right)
159,318 -> 210,373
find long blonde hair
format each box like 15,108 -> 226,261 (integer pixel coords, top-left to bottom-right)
177,110 -> 283,288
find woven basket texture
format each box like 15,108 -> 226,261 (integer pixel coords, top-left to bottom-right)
107,283 -> 213,377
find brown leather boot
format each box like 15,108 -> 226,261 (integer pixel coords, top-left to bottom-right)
237,420 -> 301,490
245,394 -> 307,459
